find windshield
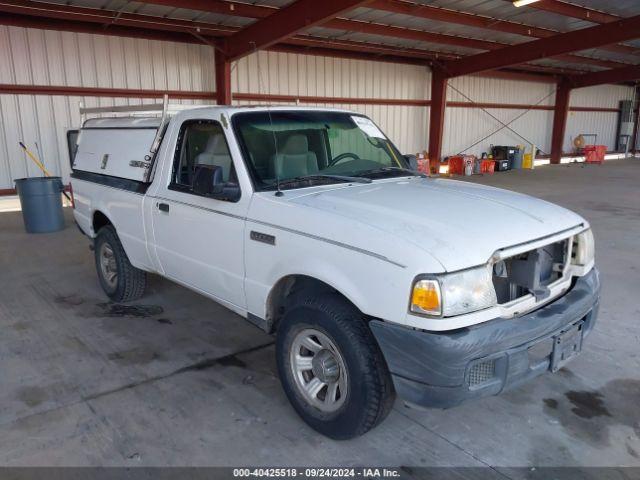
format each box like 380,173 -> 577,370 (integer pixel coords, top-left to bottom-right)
232,111 -> 411,191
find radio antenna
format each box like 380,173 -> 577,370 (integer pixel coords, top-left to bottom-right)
254,42 -> 282,196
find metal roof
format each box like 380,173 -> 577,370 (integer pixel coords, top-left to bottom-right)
6,0 -> 640,78
345,7 -> 531,45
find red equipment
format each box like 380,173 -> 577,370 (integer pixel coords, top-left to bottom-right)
448,155 -> 476,175
481,160 -> 495,174
584,145 -> 606,164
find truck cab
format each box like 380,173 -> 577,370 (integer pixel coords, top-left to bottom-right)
71,99 -> 600,439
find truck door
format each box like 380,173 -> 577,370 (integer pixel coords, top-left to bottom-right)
149,118 -> 248,311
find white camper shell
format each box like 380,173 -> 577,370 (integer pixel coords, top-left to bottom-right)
73,97 -> 207,182
74,117 -> 162,182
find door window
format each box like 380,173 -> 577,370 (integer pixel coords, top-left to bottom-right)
171,120 -> 236,191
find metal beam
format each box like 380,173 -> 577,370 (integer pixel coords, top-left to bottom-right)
475,69 -> 557,84
0,83 -> 217,99
428,66 -> 448,171
442,15 -> 640,77
220,0 -> 373,61
569,65 -> 640,89
372,0 -> 639,56
550,79 -> 571,164
3,83 -> 624,113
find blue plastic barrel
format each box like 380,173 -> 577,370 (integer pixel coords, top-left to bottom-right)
14,177 -> 65,233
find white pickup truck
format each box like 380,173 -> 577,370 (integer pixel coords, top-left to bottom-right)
71,100 -> 600,439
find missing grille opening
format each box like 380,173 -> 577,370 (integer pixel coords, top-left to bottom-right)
493,239 -> 568,304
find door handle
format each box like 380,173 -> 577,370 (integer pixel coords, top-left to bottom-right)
157,202 -> 170,213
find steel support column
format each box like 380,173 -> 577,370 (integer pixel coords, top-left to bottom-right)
428,66 -> 448,173
215,52 -> 232,105
551,79 -> 572,165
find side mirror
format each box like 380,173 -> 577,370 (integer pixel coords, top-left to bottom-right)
404,154 -> 418,171
192,164 -> 241,202
192,164 -> 222,196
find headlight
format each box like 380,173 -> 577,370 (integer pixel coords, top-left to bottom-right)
411,265 -> 497,317
572,228 -> 595,267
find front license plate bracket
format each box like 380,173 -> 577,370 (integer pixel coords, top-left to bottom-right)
551,321 -> 584,373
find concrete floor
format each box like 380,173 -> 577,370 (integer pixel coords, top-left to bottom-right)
0,158 -> 639,470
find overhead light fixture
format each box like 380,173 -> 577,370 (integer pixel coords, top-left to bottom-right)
513,0 -> 540,6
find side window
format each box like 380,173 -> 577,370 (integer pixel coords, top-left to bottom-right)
67,129 -> 79,167
170,120 -> 235,190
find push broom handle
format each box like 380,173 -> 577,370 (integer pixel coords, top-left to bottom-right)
19,141 -> 52,177
19,141 -> 72,202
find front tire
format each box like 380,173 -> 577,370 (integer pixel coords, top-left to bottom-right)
94,225 -> 146,302
276,293 -> 395,439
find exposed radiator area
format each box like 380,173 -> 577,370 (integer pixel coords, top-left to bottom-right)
492,239 -> 569,304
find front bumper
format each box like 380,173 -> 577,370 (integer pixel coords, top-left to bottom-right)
370,268 -> 600,409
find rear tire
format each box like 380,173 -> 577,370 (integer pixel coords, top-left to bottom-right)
94,225 -> 146,302
276,292 -> 395,439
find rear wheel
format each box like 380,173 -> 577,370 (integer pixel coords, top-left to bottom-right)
276,293 -> 395,439
94,226 -> 146,302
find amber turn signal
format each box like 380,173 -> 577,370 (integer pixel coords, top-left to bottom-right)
410,279 -> 442,316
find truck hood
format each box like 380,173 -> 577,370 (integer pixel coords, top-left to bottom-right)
286,177 -> 585,272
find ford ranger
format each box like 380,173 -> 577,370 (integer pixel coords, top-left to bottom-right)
70,99 -> 600,440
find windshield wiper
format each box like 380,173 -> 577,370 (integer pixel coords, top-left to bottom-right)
355,166 -> 426,179
267,174 -> 372,190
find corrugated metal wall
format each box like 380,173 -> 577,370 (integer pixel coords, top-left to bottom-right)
444,76 -> 556,157
0,25 -> 635,189
0,26 -> 214,91
233,50 -> 429,100
232,50 -> 430,155
565,85 -> 635,151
